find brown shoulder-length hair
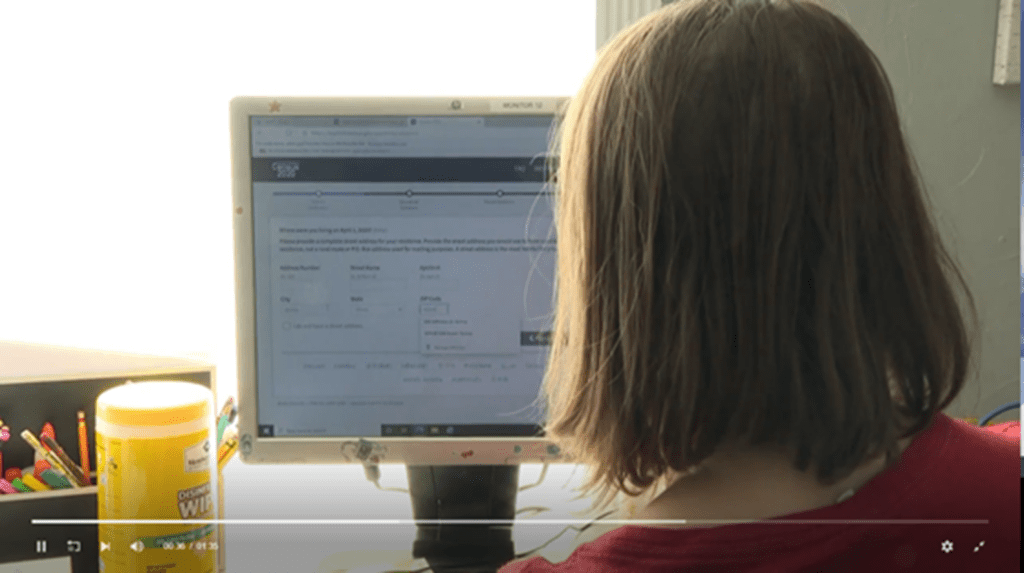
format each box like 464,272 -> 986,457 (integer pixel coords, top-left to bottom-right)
543,0 -> 977,509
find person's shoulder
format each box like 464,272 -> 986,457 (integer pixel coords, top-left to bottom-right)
939,414 -> 1020,455
911,415 -> 1019,520
919,414 -> 1017,478
497,530 -> 633,573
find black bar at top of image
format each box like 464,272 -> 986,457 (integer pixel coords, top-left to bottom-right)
252,157 -> 550,183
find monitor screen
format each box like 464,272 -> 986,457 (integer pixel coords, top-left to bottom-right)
232,97 -> 566,464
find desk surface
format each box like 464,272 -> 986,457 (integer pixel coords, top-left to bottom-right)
219,462 -> 611,573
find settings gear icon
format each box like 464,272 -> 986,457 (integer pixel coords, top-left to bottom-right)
941,540 -> 954,554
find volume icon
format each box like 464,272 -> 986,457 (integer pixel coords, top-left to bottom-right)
130,540 -> 145,553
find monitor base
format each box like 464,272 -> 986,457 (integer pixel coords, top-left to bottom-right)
406,465 -> 519,573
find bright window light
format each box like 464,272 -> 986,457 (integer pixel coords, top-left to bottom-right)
0,1 -> 595,391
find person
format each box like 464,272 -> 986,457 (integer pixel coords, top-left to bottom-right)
499,0 -> 1020,571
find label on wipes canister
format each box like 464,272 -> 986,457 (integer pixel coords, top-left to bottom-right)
96,382 -> 218,573
184,438 -> 212,473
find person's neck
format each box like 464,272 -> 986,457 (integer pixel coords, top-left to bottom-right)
633,437 -> 912,528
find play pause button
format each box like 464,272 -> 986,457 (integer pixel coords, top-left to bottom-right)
35,540 -> 47,553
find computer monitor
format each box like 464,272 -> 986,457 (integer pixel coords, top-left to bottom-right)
230,96 -> 568,570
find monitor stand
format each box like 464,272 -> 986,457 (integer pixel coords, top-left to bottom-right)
406,465 -> 519,573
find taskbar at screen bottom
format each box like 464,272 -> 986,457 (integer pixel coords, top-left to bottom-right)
256,423 -> 543,438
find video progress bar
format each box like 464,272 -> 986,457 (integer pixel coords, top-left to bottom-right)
274,191 -> 550,197
33,518 -> 990,526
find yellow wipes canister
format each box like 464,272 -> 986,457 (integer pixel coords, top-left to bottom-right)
96,381 -> 219,573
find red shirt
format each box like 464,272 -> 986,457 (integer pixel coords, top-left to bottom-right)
501,414 -> 1020,572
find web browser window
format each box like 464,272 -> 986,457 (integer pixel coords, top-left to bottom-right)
250,115 -> 556,438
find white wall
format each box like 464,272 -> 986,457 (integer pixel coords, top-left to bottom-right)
836,0 -> 1020,419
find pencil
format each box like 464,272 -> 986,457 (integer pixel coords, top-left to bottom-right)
77,411 -> 90,482
0,420 -> 9,477
41,435 -> 89,487
21,430 -> 80,489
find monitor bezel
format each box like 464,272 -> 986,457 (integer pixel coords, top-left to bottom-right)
230,96 -> 569,465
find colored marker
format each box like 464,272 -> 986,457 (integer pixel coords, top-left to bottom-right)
217,396 -> 235,420
10,478 -> 32,492
34,459 -> 51,478
217,428 -> 239,471
0,478 -> 16,494
40,469 -> 72,489
0,422 -> 7,479
20,474 -> 50,491
216,420 -> 229,445
41,435 -> 89,487
217,397 -> 235,443
21,430 -> 79,488
40,423 -> 55,452
218,440 -> 238,465
77,411 -> 90,482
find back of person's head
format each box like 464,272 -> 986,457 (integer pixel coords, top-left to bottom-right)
543,0 -> 977,507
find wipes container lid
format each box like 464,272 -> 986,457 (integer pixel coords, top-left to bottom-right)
97,381 -> 212,429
